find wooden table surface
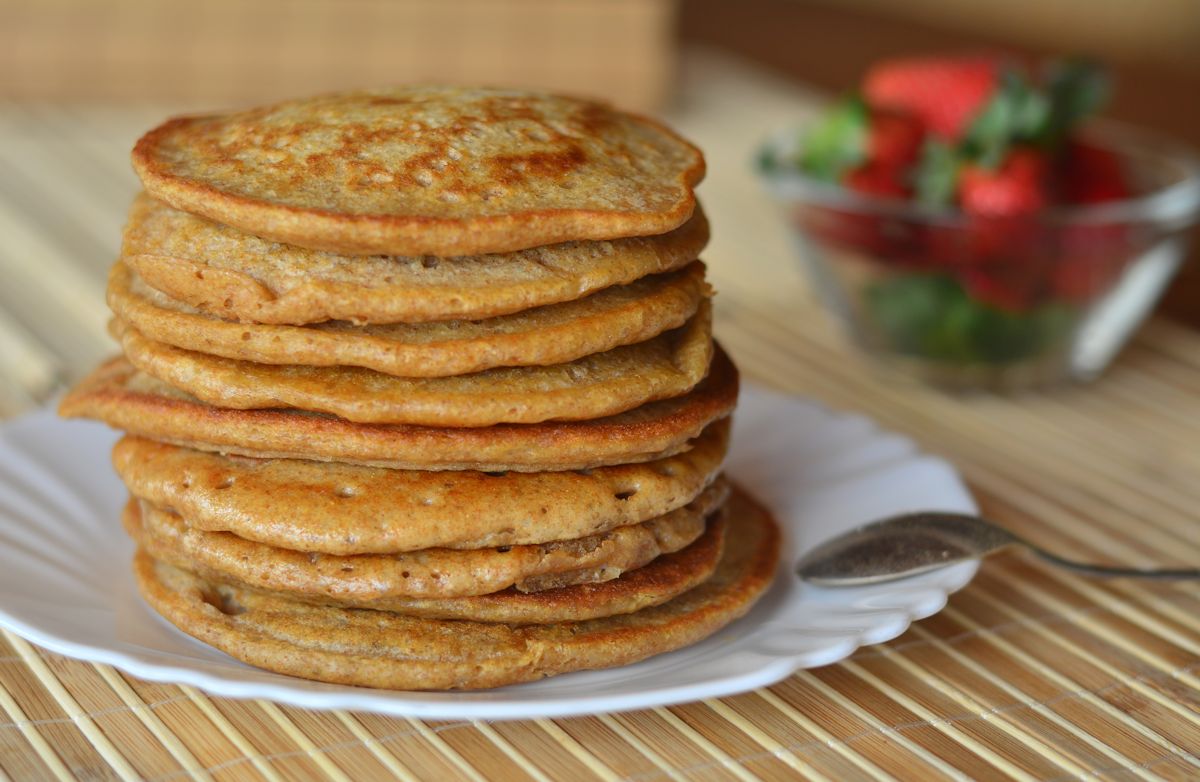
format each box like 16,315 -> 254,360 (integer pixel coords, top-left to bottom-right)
0,50 -> 1198,780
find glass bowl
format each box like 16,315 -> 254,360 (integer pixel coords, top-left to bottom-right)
758,122 -> 1200,391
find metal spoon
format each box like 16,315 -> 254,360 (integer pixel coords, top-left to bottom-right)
796,512 -> 1200,586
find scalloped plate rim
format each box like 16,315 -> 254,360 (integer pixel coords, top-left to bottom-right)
0,384 -> 979,720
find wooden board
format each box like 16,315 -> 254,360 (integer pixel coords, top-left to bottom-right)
0,50 -> 1198,780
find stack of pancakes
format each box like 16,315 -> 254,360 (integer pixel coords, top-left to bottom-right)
61,87 -> 778,690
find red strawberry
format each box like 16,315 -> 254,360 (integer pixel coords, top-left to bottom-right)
1061,139 -> 1130,204
845,162 -> 910,199
1051,254 -> 1125,302
801,204 -> 922,264
864,56 -> 1000,141
839,113 -> 922,208
959,148 -> 1049,216
1054,218 -> 1132,303
954,149 -> 1050,302
961,265 -> 1040,311
797,205 -> 885,256
802,161 -> 917,259
922,222 -> 976,270
866,110 -> 925,170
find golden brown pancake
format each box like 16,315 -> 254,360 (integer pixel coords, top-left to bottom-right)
108,261 -> 709,377
121,193 -> 708,325
131,87 -> 705,256
132,487 -> 778,690
127,483 -> 725,610
126,484 -> 722,599
224,508 -> 725,624
116,302 -> 712,426
61,346 -> 738,472
113,421 -> 729,554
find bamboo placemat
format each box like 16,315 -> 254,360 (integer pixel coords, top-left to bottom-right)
0,50 -> 1198,780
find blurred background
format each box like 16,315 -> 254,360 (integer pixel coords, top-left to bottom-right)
0,0 -> 1198,413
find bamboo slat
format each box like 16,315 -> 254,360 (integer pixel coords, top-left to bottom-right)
0,49 -> 1198,780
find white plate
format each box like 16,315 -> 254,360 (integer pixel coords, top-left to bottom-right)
0,385 -> 977,720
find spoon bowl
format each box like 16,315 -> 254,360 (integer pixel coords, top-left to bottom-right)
796,512 -> 1200,586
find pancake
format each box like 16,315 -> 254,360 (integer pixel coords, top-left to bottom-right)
164,505 -> 724,624
116,301 -> 713,426
113,421 -> 729,554
121,193 -> 708,325
108,261 -> 709,377
347,507 -> 724,623
125,481 -> 725,603
60,347 -> 739,471
128,486 -> 720,599
131,87 -> 705,256
132,487 -> 778,690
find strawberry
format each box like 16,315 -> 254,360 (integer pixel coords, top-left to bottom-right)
954,148 -> 1051,306
1061,139 -> 1130,204
796,205 -> 884,256
961,265 -> 1040,311
844,110 -> 924,199
799,203 -> 898,257
1053,215 -> 1131,304
1053,141 -> 1132,301
864,56 -> 1000,141
958,148 -> 1049,216
821,162 -> 916,261
802,159 -> 919,260
844,162 -> 910,199
838,111 -> 924,206
922,222 -> 976,270
1051,254 -> 1125,302
866,110 -> 925,170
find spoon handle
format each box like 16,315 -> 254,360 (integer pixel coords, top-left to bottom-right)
1030,549 -> 1200,580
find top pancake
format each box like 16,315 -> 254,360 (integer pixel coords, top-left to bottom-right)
131,87 -> 706,256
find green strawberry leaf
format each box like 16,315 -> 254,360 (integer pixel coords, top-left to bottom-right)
914,139 -> 961,206
1013,88 -> 1051,139
963,70 -> 1049,168
961,61 -> 1107,163
1039,59 -> 1109,145
798,94 -> 868,182
963,79 -> 1015,166
755,144 -> 778,174
865,275 -> 976,361
864,274 -> 1076,365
